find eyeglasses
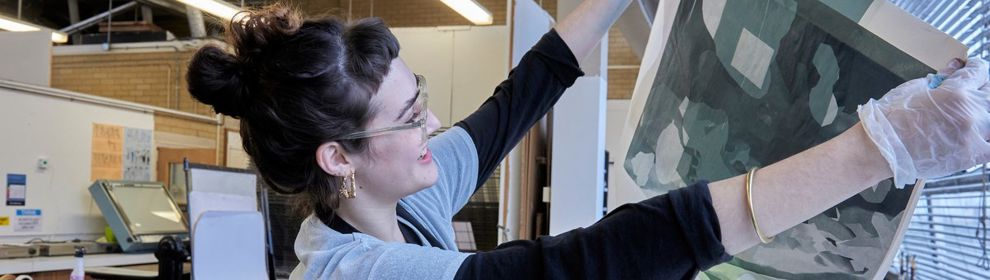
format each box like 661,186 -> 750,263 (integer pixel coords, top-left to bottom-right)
336,74 -> 429,143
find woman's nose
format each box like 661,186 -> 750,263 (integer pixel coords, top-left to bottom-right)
426,109 -> 441,134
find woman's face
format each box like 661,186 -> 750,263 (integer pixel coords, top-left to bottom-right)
351,58 -> 441,201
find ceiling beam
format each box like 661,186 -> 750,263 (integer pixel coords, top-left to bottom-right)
59,1 -> 138,35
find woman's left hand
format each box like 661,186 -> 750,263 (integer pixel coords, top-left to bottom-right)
858,58 -> 990,187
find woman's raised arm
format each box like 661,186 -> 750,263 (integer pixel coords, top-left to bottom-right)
554,0 -> 634,61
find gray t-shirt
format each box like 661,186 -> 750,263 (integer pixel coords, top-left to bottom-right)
290,126 -> 478,280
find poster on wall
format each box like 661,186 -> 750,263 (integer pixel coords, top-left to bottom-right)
92,124 -> 123,181
616,0 -> 966,279
92,123 -> 153,181
6,174 -> 26,206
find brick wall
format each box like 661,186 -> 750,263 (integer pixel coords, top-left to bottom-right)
155,114 -> 217,139
608,26 -> 640,100
52,49 -> 223,156
51,50 -> 212,115
155,114 -> 223,163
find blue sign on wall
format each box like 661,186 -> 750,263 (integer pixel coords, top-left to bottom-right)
6,174 -> 26,206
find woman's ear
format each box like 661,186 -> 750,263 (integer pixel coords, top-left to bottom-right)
316,142 -> 352,177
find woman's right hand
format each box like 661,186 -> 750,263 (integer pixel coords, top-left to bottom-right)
858,58 -> 990,188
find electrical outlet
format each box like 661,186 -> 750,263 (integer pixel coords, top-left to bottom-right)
37,158 -> 49,170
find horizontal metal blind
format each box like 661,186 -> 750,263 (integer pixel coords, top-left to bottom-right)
894,168 -> 990,279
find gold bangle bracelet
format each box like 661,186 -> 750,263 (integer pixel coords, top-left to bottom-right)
746,167 -> 775,244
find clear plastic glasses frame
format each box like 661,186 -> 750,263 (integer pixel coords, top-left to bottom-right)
336,74 -> 429,142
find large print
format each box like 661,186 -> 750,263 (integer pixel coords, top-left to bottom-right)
616,0 -> 966,279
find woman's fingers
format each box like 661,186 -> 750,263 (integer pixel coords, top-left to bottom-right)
937,58 -> 966,76
941,58 -> 989,90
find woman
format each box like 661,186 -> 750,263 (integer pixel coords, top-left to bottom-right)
186,1 -> 990,279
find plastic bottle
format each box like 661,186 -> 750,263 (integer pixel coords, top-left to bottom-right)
69,247 -> 84,280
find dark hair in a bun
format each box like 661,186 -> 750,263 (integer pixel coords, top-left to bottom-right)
187,45 -> 248,117
186,3 -> 400,223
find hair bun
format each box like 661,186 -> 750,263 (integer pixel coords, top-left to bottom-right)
230,4 -> 302,63
187,45 -> 248,118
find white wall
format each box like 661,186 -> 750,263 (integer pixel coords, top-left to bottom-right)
548,0 -> 610,235
391,26 -> 509,127
0,31 -> 51,87
605,100 -> 635,211
0,83 -> 154,241
549,77 -> 607,235
450,27 -> 510,123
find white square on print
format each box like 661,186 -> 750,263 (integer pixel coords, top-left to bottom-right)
730,28 -> 775,89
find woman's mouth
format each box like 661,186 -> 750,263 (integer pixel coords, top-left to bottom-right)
418,148 -> 432,163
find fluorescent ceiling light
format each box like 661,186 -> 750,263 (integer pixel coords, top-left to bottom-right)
177,0 -> 245,22
441,0 -> 493,25
0,16 -> 38,32
0,14 -> 68,43
50,32 -> 68,43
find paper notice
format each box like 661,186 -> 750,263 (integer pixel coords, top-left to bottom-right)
92,124 -> 124,181
123,128 -> 153,181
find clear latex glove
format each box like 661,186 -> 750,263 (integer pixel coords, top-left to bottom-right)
858,58 -> 990,188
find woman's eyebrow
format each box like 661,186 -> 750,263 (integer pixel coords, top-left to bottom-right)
395,89 -> 421,121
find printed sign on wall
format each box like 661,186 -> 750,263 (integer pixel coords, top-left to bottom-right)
123,128 -> 152,181
14,209 -> 41,232
6,174 -> 26,206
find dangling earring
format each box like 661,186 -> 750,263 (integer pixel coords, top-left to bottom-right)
339,170 -> 358,199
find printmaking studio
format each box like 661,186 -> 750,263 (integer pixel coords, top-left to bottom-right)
2,0 -> 990,279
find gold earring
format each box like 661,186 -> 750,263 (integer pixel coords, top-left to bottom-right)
339,170 -> 357,199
